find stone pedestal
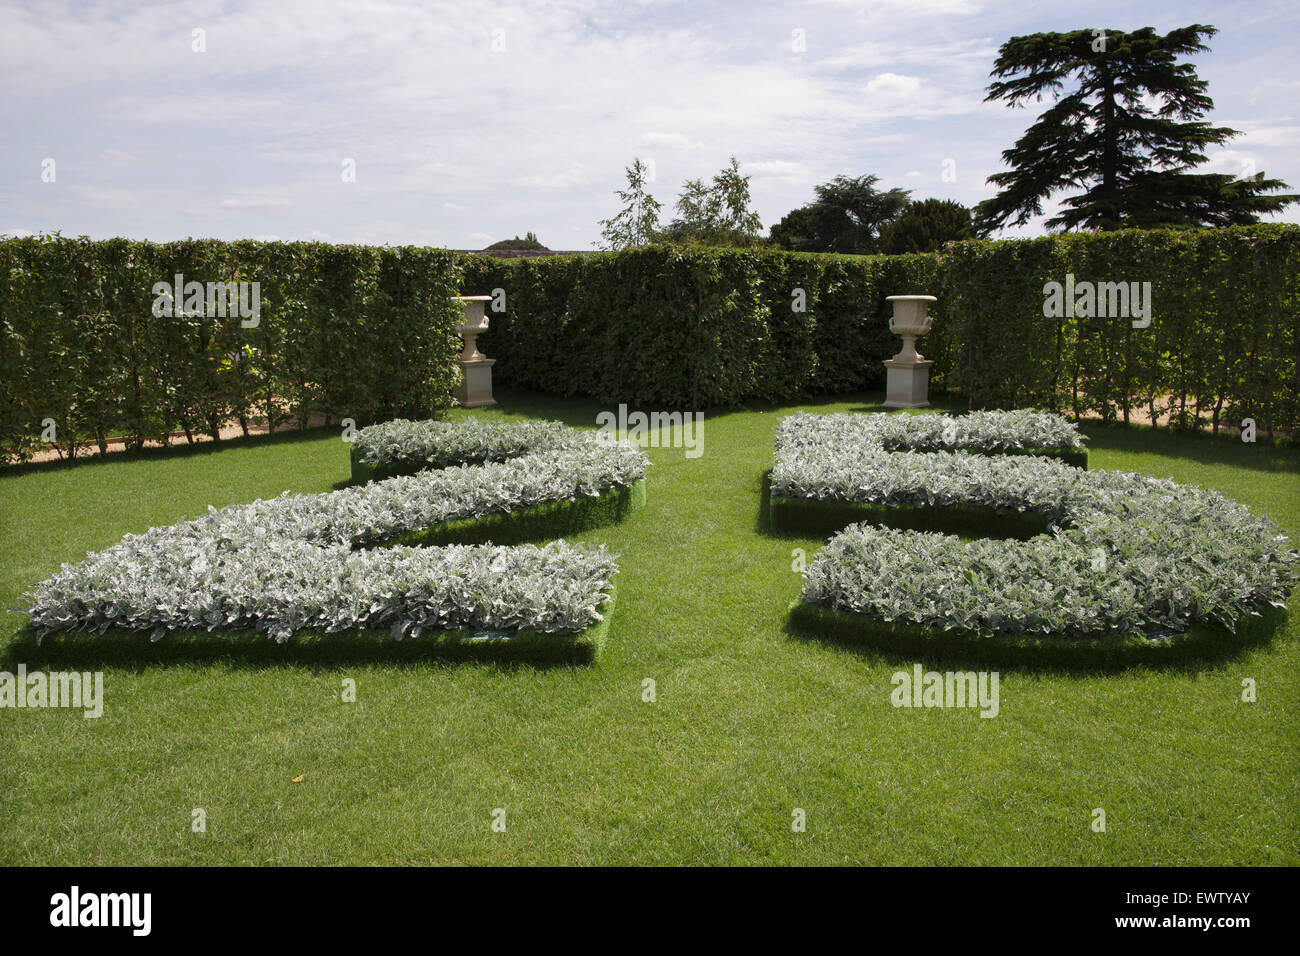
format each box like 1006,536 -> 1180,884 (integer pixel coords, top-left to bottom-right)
453,295 -> 496,408
883,358 -> 934,408
882,294 -> 937,409
455,358 -> 497,408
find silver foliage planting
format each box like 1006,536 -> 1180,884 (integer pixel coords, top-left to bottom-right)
23,423 -> 649,642
777,411 -> 1298,637
775,409 -> 1083,465
353,418 -> 572,469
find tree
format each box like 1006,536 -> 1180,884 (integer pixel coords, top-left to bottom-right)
485,231 -> 549,251
769,175 -> 911,253
658,156 -> 763,247
974,25 -> 1297,235
599,159 -> 663,250
879,199 -> 974,253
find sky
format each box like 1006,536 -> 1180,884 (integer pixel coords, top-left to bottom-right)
2,0 -> 1298,249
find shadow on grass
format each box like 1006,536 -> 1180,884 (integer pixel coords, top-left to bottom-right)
482,387 -> 919,428
464,392 -> 1298,480
847,395 -> 966,416
755,468 -> 777,537
782,601 -> 1287,676
757,470 -> 1044,542
1,423 -> 342,479
0,625 -> 598,672
1079,420 -> 1300,475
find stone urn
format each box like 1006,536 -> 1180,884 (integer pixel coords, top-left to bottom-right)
452,295 -> 496,407
883,294 -> 937,409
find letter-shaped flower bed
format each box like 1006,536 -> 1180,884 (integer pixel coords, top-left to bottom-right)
23,420 -> 648,661
772,411 -> 1298,640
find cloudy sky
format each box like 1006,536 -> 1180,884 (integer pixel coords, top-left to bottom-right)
3,0 -> 1297,249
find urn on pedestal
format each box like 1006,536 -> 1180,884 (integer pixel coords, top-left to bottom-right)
453,295 -> 496,408
882,294 -> 936,409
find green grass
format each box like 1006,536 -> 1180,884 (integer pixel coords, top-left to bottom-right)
1,390 -> 1297,865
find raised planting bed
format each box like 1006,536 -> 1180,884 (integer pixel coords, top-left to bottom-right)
772,410 -> 1298,641
349,418 -> 576,484
22,419 -> 648,661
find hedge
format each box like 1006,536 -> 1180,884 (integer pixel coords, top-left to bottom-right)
0,235 -> 464,462
5,225 -> 1296,463
463,226 -> 1298,436
944,226 -> 1300,436
461,245 -> 951,408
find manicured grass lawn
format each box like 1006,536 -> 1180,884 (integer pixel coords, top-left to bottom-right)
1,390 -> 1296,865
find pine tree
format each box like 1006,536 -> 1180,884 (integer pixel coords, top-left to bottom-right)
974,25 -> 1297,234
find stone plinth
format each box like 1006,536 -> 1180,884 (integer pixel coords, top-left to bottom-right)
883,358 -> 934,409
455,358 -> 497,408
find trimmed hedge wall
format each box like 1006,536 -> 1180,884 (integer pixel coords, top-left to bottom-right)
945,226 -> 1300,436
461,245 -> 951,408
0,236 -> 464,462
4,225 -> 1295,463
463,226 -> 1298,436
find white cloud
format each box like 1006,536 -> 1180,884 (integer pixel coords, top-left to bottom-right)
641,132 -> 703,150
512,167 -> 590,191
865,73 -> 922,99
807,0 -> 980,11
1198,150 -> 1260,178
221,197 -> 292,211
1248,78 -> 1300,107
1225,120 -> 1300,148
744,160 -> 810,182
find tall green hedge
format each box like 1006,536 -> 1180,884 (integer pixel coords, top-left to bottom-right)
945,226 -> 1300,436
461,245 -> 948,408
0,236 -> 463,462
463,227 -> 1297,437
4,225 -> 1295,464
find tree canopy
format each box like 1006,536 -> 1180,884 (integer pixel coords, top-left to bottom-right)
769,175 -> 911,253
879,199 -> 974,254
974,25 -> 1297,234
599,159 -> 663,250
485,232 -> 549,251
657,156 -> 764,247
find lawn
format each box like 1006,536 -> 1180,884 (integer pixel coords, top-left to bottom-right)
1,389 -> 1296,865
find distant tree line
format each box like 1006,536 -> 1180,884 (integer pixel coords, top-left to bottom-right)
599,159 -> 970,254
594,23 -> 1295,254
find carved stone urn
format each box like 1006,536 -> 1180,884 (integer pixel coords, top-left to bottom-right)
882,294 -> 937,409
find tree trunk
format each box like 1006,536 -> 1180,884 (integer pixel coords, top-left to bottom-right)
1100,65 -> 1118,229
